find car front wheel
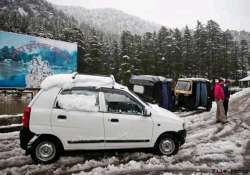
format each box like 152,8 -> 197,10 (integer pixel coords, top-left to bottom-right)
155,134 -> 179,156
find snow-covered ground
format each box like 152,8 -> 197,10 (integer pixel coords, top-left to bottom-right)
0,88 -> 250,174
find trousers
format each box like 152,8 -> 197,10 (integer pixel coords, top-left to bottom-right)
223,99 -> 229,116
216,100 -> 227,122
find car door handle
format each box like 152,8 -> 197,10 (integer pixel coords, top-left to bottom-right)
57,115 -> 67,119
110,118 -> 119,122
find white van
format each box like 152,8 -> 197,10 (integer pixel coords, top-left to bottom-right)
20,73 -> 186,164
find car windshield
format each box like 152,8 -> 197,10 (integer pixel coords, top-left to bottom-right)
176,81 -> 192,91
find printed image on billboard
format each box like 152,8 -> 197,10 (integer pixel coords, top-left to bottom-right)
0,31 -> 77,88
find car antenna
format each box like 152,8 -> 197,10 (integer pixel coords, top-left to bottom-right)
72,72 -> 78,79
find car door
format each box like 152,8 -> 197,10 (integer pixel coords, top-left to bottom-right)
101,88 -> 153,148
51,87 -> 105,150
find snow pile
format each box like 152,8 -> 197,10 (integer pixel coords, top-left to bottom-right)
0,131 -> 19,140
57,94 -> 99,112
194,139 -> 242,160
40,73 -> 116,90
230,87 -> 250,101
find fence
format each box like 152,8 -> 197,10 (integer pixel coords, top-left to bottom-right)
0,89 -> 39,115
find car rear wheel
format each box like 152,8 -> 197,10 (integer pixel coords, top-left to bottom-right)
155,134 -> 179,156
31,139 -> 60,164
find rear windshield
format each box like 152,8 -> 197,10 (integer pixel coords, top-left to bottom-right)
176,81 -> 192,91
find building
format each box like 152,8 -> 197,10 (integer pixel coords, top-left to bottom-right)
239,76 -> 250,88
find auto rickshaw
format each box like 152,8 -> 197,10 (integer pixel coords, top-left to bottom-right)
174,78 -> 212,111
129,75 -> 175,111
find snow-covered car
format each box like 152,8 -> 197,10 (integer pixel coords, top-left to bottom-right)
19,73 -> 186,164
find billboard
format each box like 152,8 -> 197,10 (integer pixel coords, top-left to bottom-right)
0,31 -> 77,88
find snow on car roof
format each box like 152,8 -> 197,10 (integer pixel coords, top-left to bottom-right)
130,75 -> 172,86
40,73 -> 126,90
131,75 -> 172,82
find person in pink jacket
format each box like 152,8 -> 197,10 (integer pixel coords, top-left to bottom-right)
214,79 -> 227,124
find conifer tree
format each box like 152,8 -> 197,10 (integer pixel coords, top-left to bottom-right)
239,39 -> 249,78
182,26 -> 194,77
193,21 -> 208,77
172,28 -> 183,78
221,30 -> 234,78
206,20 -> 223,79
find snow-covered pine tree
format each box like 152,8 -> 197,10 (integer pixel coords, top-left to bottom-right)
239,39 -> 249,78
221,30 -> 234,78
172,28 -> 183,78
157,26 -> 172,76
141,32 -> 156,75
206,20 -> 223,79
230,41 -> 240,80
182,26 -> 194,77
84,29 -> 104,74
132,34 -> 143,75
119,31 -> 134,84
109,40 -> 121,80
193,21 -> 208,77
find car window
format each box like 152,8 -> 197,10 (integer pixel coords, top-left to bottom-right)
57,89 -> 99,112
176,81 -> 192,91
104,91 -> 143,115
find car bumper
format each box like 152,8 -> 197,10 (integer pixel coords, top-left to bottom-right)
19,127 -> 34,152
177,129 -> 186,145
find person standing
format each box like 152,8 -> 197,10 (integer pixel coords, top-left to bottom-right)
214,79 -> 227,124
223,80 -> 230,117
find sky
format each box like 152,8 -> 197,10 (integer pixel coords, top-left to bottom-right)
47,0 -> 250,31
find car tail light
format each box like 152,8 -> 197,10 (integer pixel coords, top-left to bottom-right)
22,106 -> 31,128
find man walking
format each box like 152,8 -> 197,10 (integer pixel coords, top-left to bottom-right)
214,79 -> 227,124
223,80 -> 230,117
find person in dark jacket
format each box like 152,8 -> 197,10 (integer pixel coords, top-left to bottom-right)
223,79 -> 230,116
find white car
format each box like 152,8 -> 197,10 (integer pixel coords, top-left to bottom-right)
20,73 -> 186,164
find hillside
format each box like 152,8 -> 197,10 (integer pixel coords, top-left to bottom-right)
0,0 -> 89,42
55,5 -> 161,35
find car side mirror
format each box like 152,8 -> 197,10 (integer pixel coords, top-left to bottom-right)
144,108 -> 151,117
55,101 -> 63,109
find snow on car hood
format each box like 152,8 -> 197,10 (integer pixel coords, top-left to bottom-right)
149,104 -> 183,123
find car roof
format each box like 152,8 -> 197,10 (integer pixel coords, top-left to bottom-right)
130,75 -> 172,86
178,78 -> 209,82
40,73 -> 127,90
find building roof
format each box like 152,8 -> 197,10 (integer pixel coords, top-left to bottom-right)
239,76 -> 250,82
